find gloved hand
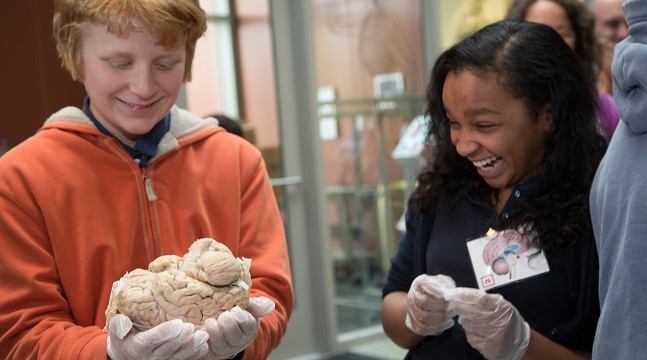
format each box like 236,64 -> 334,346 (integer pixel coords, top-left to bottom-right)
200,296 -> 275,360
445,288 -> 530,360
107,314 -> 210,360
405,274 -> 457,336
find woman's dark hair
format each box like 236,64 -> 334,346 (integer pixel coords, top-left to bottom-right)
506,0 -> 599,81
411,20 -> 607,251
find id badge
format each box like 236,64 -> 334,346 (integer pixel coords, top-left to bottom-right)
466,228 -> 549,290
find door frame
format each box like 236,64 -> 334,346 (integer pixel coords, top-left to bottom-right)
267,1 -> 338,358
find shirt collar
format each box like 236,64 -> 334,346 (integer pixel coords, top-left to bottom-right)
82,96 -> 170,167
466,175 -> 541,225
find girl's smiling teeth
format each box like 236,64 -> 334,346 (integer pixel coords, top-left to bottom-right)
473,156 -> 501,169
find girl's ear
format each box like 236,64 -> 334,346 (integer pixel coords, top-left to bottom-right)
540,103 -> 553,132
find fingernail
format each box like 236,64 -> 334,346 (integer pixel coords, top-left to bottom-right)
180,323 -> 195,339
194,330 -> 209,348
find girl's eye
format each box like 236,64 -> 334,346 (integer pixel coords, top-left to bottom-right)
476,122 -> 495,129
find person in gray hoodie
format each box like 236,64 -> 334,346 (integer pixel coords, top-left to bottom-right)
590,0 -> 647,358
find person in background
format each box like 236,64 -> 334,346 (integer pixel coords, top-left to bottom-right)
381,20 -> 606,359
0,0 -> 293,359
590,0 -> 647,358
591,0 -> 628,95
507,0 -> 621,141
210,114 -> 244,138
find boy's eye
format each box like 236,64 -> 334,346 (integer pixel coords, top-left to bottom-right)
156,62 -> 174,70
155,60 -> 183,71
107,60 -> 132,69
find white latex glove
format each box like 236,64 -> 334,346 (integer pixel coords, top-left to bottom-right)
445,288 -> 530,360
405,274 -> 457,336
107,314 -> 210,360
200,296 -> 275,360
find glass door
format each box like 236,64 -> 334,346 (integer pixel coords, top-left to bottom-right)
272,0 -> 429,357
310,0 -> 428,343
272,0 -> 432,358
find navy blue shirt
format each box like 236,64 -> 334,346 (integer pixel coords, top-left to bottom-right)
383,178 -> 599,359
82,97 -> 170,168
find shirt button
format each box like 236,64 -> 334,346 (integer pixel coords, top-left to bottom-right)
502,212 -> 509,219
551,327 -> 559,335
514,190 -> 521,198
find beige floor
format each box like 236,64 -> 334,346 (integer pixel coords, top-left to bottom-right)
280,328 -> 408,360
347,339 -> 408,359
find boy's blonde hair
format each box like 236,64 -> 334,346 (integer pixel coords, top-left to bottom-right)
53,0 -> 207,82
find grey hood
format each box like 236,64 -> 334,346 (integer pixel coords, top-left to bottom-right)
44,105 -> 219,159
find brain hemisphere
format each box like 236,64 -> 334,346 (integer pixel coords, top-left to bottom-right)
183,250 -> 244,286
482,229 -> 532,266
105,238 -> 252,330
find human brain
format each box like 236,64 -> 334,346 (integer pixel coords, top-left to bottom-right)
104,238 -> 251,330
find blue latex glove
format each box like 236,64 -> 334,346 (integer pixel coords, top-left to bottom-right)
445,288 -> 530,360
199,296 -> 275,360
107,314 -> 209,360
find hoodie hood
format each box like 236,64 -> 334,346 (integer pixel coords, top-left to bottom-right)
612,0 -> 647,134
43,105 -> 219,160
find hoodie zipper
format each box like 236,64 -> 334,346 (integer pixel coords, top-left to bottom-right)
141,172 -> 163,260
144,177 -> 158,201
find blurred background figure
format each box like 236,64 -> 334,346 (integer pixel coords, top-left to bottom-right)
592,0 -> 628,95
210,113 -> 244,138
507,0 -> 620,141
207,113 -> 258,146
